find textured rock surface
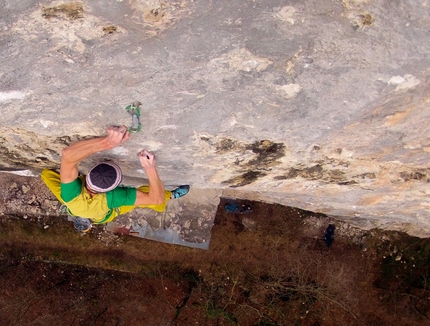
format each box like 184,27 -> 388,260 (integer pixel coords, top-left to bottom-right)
1,0 -> 430,236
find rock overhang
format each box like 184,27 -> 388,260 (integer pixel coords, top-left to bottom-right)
1,0 -> 430,236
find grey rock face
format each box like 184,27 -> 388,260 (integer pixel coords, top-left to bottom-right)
1,0 -> 430,236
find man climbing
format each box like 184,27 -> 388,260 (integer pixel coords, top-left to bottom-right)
41,125 -> 189,231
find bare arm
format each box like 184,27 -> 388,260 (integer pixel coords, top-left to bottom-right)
134,150 -> 166,206
60,126 -> 130,184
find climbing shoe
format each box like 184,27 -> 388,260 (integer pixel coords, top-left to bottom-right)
74,217 -> 93,233
171,185 -> 190,199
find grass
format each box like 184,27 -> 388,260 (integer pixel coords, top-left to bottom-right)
42,2 -> 84,20
0,217 -> 146,272
1,200 -> 430,325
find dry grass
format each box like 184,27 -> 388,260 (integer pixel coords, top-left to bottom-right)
42,2 -> 84,20
102,25 -> 118,34
1,198 -> 430,325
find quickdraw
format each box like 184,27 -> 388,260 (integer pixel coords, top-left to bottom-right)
126,101 -> 142,133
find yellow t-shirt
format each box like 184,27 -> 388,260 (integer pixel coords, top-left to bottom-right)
60,176 -> 136,224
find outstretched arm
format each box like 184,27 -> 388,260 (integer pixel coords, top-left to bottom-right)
134,150 -> 166,206
60,126 -> 130,184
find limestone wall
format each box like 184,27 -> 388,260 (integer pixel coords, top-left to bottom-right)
1,0 -> 430,236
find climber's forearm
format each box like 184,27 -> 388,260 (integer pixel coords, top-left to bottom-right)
134,150 -> 166,206
60,126 -> 130,184
60,137 -> 111,183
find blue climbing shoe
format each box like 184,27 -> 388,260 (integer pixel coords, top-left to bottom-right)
171,185 -> 190,199
74,217 -> 92,233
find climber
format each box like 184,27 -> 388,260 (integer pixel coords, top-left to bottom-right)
41,125 -> 189,230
